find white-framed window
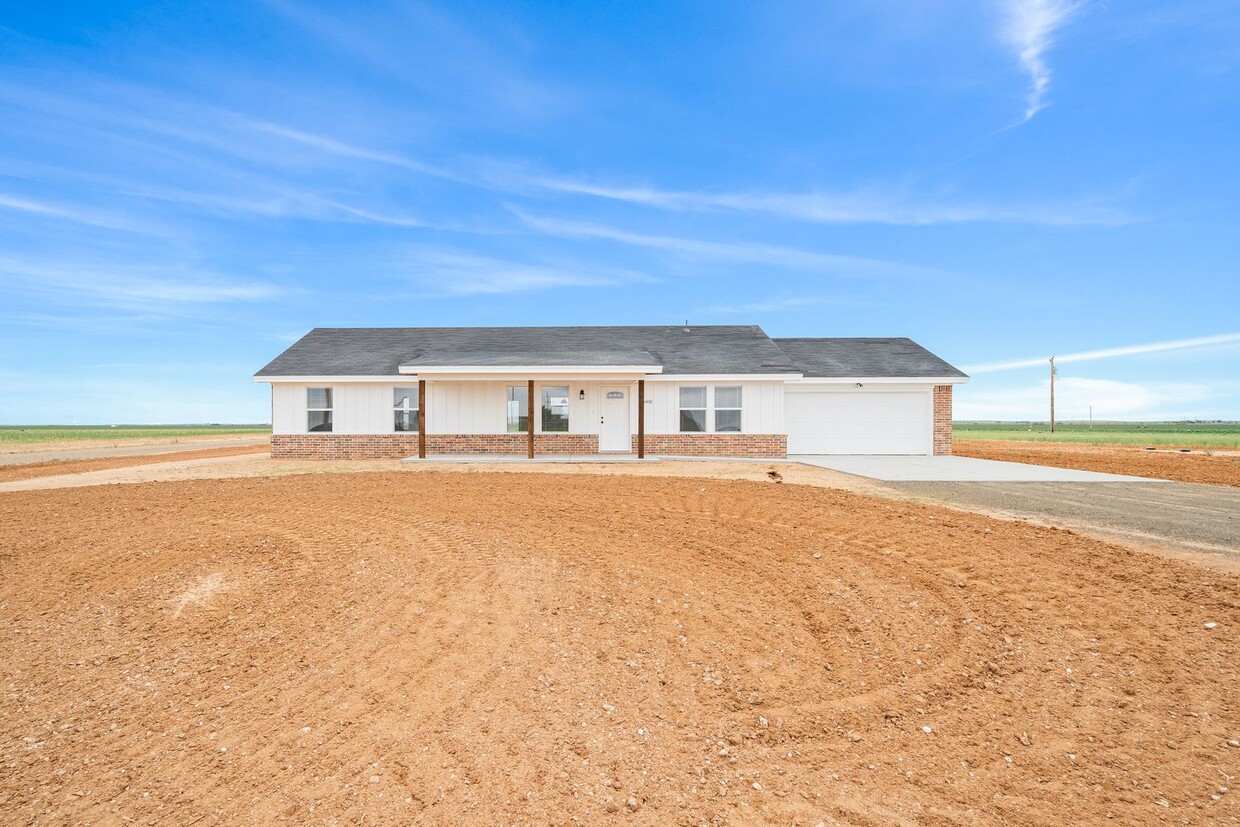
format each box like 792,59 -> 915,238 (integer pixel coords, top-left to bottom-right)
678,385 -> 743,433
679,386 -> 707,432
540,385 -> 569,432
506,385 -> 529,432
307,387 -> 333,432
714,386 -> 742,432
394,386 -> 418,432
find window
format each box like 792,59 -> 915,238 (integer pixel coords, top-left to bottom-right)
679,386 -> 707,432
394,386 -> 418,432
307,387 -> 333,432
506,385 -> 529,432
714,386 -> 742,432
541,385 -> 569,432
679,385 -> 742,433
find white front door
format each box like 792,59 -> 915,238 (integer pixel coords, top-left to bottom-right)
599,386 -> 630,452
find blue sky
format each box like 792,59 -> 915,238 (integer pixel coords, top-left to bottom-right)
1,0 -> 1238,424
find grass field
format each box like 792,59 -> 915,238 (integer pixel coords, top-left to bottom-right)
0,424 -> 270,445
954,421 -> 1240,448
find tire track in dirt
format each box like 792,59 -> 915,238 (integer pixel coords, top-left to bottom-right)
2,471 -> 1237,825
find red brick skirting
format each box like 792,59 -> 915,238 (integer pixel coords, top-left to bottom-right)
933,385 -> 953,456
271,432 -> 786,459
633,433 -> 786,458
270,433 -> 599,459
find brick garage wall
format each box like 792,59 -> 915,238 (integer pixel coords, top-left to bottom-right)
933,385 -> 953,456
634,433 -> 787,458
270,433 -> 598,459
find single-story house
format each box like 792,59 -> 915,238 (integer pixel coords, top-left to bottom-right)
254,325 -> 968,459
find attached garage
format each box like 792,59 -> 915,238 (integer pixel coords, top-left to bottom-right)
785,387 -> 933,455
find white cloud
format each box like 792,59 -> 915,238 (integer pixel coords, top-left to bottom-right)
956,376 -> 1220,420
999,0 -> 1082,122
405,251 -> 654,296
527,177 -> 1128,226
964,332 -> 1240,374
244,120 -> 456,180
697,295 -> 841,315
0,258 -> 282,308
0,192 -> 167,235
511,210 -> 940,276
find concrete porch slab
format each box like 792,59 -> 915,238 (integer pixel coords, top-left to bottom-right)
791,454 -> 1164,482
401,453 -> 659,464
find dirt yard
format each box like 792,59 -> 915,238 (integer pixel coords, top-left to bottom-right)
955,439 -> 1240,487
0,443 -> 269,483
2,472 -> 1237,825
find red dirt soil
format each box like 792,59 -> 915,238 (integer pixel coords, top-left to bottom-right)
955,439 -> 1240,487
1,472 -> 1237,825
0,443 -> 268,483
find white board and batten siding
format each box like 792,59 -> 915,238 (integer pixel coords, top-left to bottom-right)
642,380 -> 783,435
784,384 -> 933,455
272,383 -> 407,434
272,379 -> 786,436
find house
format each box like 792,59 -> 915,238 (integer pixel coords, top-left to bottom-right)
254,325 -> 968,459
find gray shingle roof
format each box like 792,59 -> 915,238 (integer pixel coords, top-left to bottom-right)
772,337 -> 968,379
403,349 -> 659,367
255,326 -> 802,376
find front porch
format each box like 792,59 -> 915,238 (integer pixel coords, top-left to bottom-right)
400,452 -> 657,464
405,373 -> 652,460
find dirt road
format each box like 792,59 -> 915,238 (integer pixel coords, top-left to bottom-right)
0,435 -> 269,465
0,442 -> 270,483
2,472 -> 1236,825
955,439 -> 1240,487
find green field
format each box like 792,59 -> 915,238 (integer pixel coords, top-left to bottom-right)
0,424 -> 271,445
954,421 -> 1240,448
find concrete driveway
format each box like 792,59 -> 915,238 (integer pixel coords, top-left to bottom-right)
792,454 -> 1159,482
891,480 -> 1240,563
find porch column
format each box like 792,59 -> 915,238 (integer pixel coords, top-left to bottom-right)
418,379 -> 426,459
527,379 -> 535,458
637,379 -> 645,459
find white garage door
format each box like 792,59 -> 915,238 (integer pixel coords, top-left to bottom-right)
785,389 -> 933,455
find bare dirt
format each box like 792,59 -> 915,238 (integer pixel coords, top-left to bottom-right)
0,443 -> 270,483
0,433 -> 269,456
955,439 -> 1240,488
2,472 -> 1237,825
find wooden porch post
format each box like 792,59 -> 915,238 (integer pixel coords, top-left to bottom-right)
527,379 -> 535,458
417,379 -> 426,459
637,379 -> 645,459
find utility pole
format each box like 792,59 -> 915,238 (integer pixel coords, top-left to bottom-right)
1049,356 -> 1056,433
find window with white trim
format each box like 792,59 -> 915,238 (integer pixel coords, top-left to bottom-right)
506,385 -> 529,432
714,386 -> 742,432
540,385 -> 569,432
307,387 -> 333,432
393,386 -> 418,432
679,386 -> 707,432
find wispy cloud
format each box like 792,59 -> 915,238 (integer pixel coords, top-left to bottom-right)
404,250 -> 655,296
511,210 -> 939,276
999,0 -> 1082,122
964,332 -> 1240,374
0,258 -> 283,308
245,120 -> 457,180
956,376 -> 1221,420
529,177 -> 1128,226
0,191 -> 167,234
697,294 -> 848,315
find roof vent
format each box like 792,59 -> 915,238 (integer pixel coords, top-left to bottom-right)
683,319 -> 690,332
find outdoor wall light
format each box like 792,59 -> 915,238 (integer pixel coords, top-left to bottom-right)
855,383 -> 863,388
578,389 -> 586,400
